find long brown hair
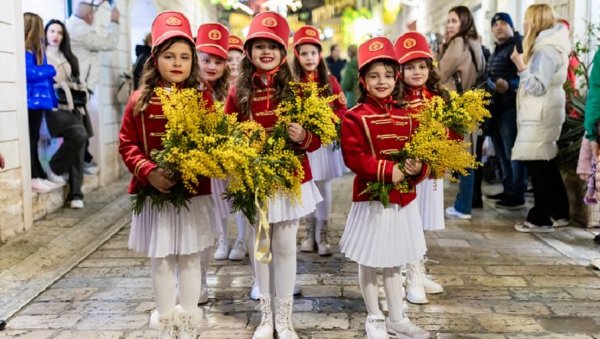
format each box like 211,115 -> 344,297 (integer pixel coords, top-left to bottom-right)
440,6 -> 479,59
357,60 -> 403,104
133,38 -> 200,116
399,58 -> 450,103
523,4 -> 556,64
45,19 -> 80,80
235,41 -> 293,119
210,66 -> 231,102
292,44 -> 332,96
24,12 -> 45,65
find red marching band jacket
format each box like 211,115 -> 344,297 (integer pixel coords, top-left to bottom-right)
341,95 -> 430,206
300,72 -> 348,120
403,85 -> 462,141
119,88 -> 214,196
224,76 -> 321,183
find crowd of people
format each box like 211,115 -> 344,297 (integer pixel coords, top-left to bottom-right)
17,1 -> 600,338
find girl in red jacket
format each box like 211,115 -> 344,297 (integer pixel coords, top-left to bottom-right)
224,12 -> 322,339
394,32 -> 447,306
118,11 -> 214,338
340,37 -> 430,339
292,25 -> 348,256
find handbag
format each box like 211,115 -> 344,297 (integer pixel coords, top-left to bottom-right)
56,87 -> 87,106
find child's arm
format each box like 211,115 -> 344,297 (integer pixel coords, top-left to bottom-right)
289,123 -> 322,152
118,92 -> 157,186
340,113 -> 395,183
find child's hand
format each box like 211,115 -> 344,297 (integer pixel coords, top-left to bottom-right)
391,166 -> 405,184
404,159 -> 423,176
288,123 -> 306,143
147,168 -> 175,193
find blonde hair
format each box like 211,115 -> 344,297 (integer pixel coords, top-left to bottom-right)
523,4 -> 556,64
24,12 -> 45,65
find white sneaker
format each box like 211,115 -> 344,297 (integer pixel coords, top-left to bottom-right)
46,169 -> 66,185
514,221 -> 554,233
445,207 -> 471,220
386,317 -> 429,339
365,314 -> 389,339
213,238 -> 229,260
405,262 -> 428,304
423,276 -> 443,294
31,178 -> 53,193
70,199 -> 84,209
250,280 -> 260,300
551,218 -> 570,227
591,258 -> 600,270
229,239 -> 247,261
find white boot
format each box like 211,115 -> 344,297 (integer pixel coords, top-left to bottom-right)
149,309 -> 179,339
315,219 -> 332,256
274,296 -> 299,339
386,316 -> 429,339
405,262 -> 428,304
421,260 -> 443,294
252,295 -> 274,339
175,305 -> 203,339
300,217 -> 316,252
198,263 -> 208,305
365,314 -> 389,339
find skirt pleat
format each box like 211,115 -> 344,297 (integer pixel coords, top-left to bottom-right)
266,180 -> 323,224
415,178 -> 446,231
340,201 -> 427,268
307,145 -> 347,181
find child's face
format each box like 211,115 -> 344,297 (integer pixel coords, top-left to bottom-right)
250,38 -> 283,72
198,52 -> 226,83
297,44 -> 320,72
228,50 -> 243,78
402,59 -> 429,88
364,62 -> 396,100
157,41 -> 193,84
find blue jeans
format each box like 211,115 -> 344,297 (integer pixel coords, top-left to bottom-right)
490,108 -> 527,199
454,169 -> 475,214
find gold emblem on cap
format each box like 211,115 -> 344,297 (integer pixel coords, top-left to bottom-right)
306,29 -> 317,37
229,37 -> 240,44
208,29 -> 221,40
165,16 -> 182,26
403,38 -> 417,49
262,17 -> 278,28
368,41 -> 384,52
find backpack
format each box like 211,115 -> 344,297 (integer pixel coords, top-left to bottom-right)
116,72 -> 133,104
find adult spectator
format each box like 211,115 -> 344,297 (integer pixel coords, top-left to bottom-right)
485,12 -> 527,210
510,3 -> 570,232
24,12 -> 62,194
325,44 -> 346,83
66,0 -> 120,174
341,44 -> 358,108
133,33 -> 151,89
584,49 -> 600,247
438,5 -> 485,220
45,19 -> 89,209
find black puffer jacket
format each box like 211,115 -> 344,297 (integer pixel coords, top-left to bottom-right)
486,36 -> 521,114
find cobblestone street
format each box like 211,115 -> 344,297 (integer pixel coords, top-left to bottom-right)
1,174 -> 599,338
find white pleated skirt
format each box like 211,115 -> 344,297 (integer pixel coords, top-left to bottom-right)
415,178 -> 446,231
340,201 -> 427,268
307,145 -> 347,181
264,180 -> 323,224
129,195 -> 217,258
211,178 -> 231,221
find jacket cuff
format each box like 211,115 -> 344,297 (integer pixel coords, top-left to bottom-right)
379,160 -> 395,183
135,159 -> 157,184
297,130 -> 314,150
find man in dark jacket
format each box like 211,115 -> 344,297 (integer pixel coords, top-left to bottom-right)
485,12 -> 527,209
325,44 -> 346,83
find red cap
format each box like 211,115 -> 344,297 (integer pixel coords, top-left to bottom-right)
245,11 -> 290,51
293,25 -> 321,49
358,37 -> 398,71
394,32 -> 432,64
151,11 -> 193,51
228,35 -> 244,52
196,23 -> 230,60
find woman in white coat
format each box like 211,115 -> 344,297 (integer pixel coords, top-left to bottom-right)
510,4 -> 571,233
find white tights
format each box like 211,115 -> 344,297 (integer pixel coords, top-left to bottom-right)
218,213 -> 247,242
251,219 -> 299,297
152,253 -> 202,314
315,180 -> 332,222
359,264 -> 405,322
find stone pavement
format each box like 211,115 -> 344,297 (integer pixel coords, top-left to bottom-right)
1,174 -> 599,339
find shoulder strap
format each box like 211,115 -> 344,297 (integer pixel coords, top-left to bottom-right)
466,42 -> 481,74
